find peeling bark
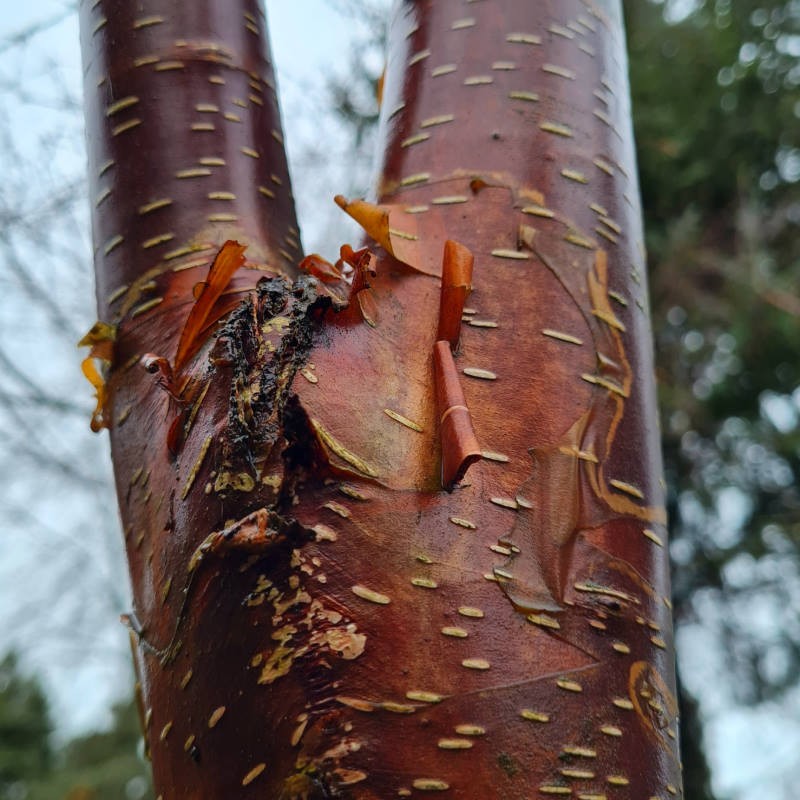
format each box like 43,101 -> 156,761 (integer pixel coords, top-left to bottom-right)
80,1 -> 683,798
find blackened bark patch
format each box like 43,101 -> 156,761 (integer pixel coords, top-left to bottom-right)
281,771 -> 338,800
498,752 -> 521,778
214,275 -> 330,478
277,395 -> 334,507
281,395 -> 327,472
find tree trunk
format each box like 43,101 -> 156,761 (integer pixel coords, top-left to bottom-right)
80,1 -> 683,798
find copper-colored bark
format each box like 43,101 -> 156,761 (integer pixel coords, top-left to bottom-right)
433,341 -> 482,490
81,1 -> 682,798
436,239 -> 473,348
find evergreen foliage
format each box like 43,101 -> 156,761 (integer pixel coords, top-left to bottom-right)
628,0 -> 800,704
0,653 -> 152,800
0,653 -> 52,798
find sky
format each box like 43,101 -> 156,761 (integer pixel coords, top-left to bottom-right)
0,2 -> 797,798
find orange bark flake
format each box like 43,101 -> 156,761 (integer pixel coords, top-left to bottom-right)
174,240 -> 246,372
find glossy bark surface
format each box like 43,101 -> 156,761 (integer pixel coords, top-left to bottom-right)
80,1 -> 682,797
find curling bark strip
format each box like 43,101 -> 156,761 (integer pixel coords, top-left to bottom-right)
80,0 -> 682,798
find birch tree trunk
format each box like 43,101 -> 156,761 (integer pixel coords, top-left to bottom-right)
80,1 -> 683,798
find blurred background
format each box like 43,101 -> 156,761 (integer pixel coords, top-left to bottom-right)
0,0 -> 797,797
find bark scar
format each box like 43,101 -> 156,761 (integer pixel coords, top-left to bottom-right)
126,508 -> 312,665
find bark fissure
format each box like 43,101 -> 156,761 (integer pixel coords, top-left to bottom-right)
210,273 -> 331,485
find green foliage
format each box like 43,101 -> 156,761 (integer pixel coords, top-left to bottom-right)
0,653 -> 152,800
0,653 -> 53,796
626,0 -> 800,705
27,696 -> 153,800
46,700 -> 152,800
629,0 -> 799,226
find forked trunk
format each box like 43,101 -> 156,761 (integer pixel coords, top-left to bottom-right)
80,0 -> 682,797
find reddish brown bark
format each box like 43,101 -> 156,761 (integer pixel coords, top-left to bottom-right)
80,1 -> 682,798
